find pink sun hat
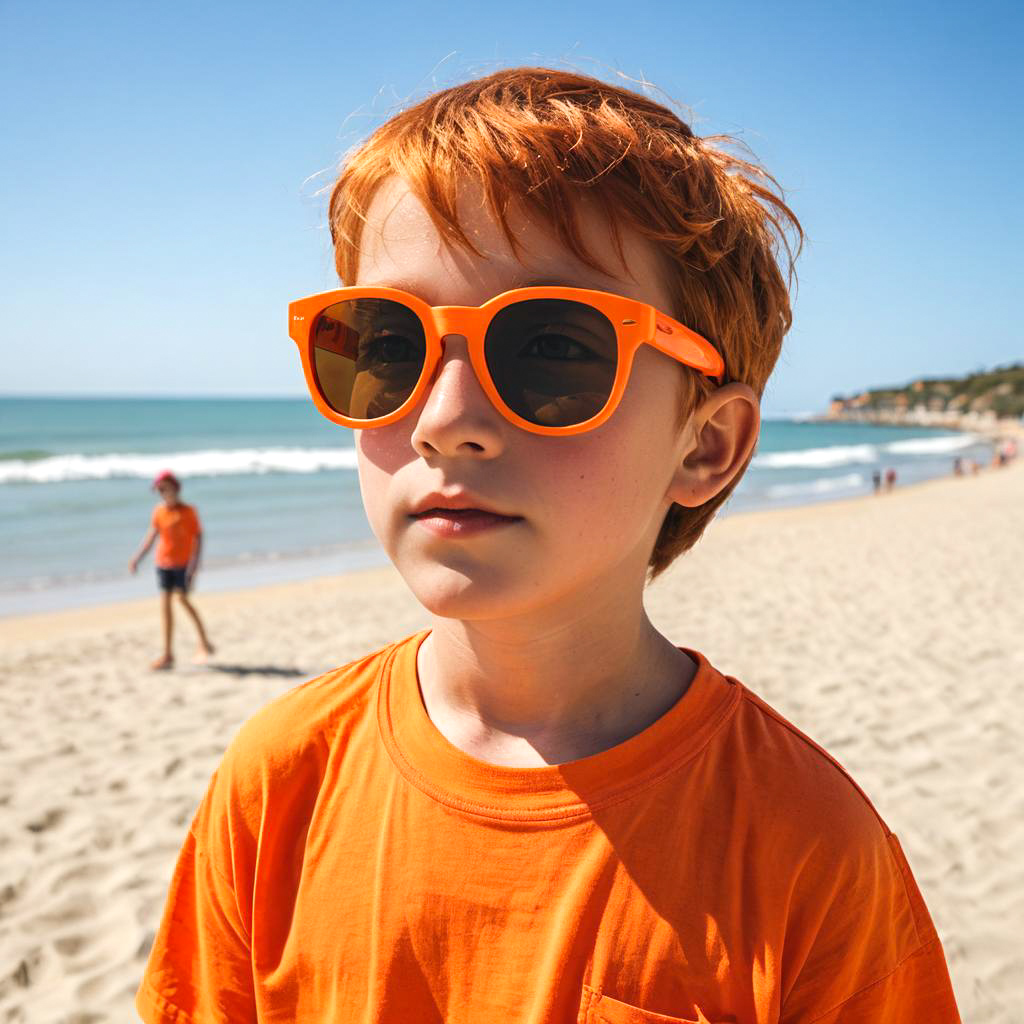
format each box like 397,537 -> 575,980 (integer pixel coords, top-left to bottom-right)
151,469 -> 181,491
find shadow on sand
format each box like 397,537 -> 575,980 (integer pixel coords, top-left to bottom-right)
202,663 -> 307,678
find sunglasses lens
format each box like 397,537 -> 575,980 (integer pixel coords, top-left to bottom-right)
311,299 -> 426,420
484,299 -> 618,427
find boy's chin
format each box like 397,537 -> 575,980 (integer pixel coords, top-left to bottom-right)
397,562 -> 546,622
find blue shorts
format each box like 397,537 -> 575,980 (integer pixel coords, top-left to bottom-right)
156,567 -> 189,592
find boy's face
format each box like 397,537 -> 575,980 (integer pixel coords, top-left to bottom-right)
353,176 -> 702,624
157,483 -> 180,505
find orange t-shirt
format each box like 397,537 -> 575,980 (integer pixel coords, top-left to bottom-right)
136,630 -> 960,1023
151,503 -> 200,569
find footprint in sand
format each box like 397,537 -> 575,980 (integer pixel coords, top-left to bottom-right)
27,893 -> 99,936
51,860 -> 111,893
0,943 -> 45,1001
0,879 -> 24,915
53,932 -> 89,957
24,807 -> 66,833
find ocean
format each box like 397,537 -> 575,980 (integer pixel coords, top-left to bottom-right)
0,397 -> 993,616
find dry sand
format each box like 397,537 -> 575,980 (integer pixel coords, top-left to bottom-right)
0,463 -> 1021,1022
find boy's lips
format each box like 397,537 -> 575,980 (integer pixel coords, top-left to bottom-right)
408,491 -> 524,538
410,508 -> 522,539
408,491 -> 520,520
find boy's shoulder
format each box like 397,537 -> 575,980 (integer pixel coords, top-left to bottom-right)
722,673 -> 948,1013
184,634 -> 419,890
721,668 -> 896,855
152,501 -> 197,517
218,632 -> 415,783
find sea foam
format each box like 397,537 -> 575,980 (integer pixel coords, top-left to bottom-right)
765,473 -> 866,499
753,433 -> 977,470
753,444 -> 879,469
0,447 -> 359,484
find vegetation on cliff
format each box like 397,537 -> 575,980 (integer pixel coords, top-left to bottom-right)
829,363 -> 1024,420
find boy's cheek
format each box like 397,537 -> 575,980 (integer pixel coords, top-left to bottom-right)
355,433 -> 413,524
354,466 -> 394,551
356,427 -> 418,478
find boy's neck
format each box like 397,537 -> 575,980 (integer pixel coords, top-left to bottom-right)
415,610 -> 697,768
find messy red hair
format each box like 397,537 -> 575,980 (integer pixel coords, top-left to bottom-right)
328,67 -> 802,579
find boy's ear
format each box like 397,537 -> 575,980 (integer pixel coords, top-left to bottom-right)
666,383 -> 761,508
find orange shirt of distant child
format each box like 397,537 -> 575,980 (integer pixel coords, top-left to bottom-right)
151,503 -> 201,568
136,630 -> 960,1023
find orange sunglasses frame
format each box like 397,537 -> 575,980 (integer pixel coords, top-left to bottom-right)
287,286 -> 726,437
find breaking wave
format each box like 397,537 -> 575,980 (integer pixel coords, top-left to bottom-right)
0,447 -> 359,484
764,473 -> 866,499
753,433 -> 977,470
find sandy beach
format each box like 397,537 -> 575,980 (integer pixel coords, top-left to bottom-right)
0,461 -> 1020,1023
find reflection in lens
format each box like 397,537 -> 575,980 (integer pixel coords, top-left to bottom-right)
484,299 -> 618,427
311,299 -> 426,419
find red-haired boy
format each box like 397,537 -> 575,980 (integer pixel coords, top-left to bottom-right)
138,69 -> 960,1021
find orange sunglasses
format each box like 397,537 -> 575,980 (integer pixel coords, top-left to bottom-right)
288,286 -> 725,436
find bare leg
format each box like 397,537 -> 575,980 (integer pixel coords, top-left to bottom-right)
151,591 -> 174,669
177,592 -> 214,660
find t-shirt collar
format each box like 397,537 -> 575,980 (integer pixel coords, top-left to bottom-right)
377,629 -> 740,824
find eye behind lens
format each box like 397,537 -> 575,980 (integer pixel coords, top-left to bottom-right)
485,299 -> 618,427
312,298 -> 427,419
519,331 -> 605,362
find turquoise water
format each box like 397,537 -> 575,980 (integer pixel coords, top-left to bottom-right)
0,397 -> 993,614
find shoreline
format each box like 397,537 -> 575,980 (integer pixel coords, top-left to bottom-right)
1,418 -> 999,619
0,457 -> 1016,642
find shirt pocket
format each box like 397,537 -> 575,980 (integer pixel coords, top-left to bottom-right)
579,984 -> 730,1024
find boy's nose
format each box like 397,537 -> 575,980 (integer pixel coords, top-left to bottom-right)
410,335 -> 505,458
422,334 -> 488,411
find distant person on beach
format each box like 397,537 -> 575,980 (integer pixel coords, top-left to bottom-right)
953,456 -> 964,476
885,466 -> 898,491
997,437 -> 1018,466
129,470 -> 214,670
137,70 -> 960,1021
872,468 -> 882,492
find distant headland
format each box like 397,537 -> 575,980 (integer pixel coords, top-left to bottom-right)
823,363 -> 1023,436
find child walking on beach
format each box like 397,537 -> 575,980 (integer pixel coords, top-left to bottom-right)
137,69 -> 960,1021
130,470 -> 214,670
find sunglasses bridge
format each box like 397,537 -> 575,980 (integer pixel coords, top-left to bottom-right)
409,304 -> 646,339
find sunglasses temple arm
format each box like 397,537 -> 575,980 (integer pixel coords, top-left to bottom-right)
649,320 -> 727,383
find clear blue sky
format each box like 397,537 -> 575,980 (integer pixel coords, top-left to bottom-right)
2,0 -> 1020,415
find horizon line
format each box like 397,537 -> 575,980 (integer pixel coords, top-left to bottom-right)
0,391 -> 312,401
0,391 -> 824,419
